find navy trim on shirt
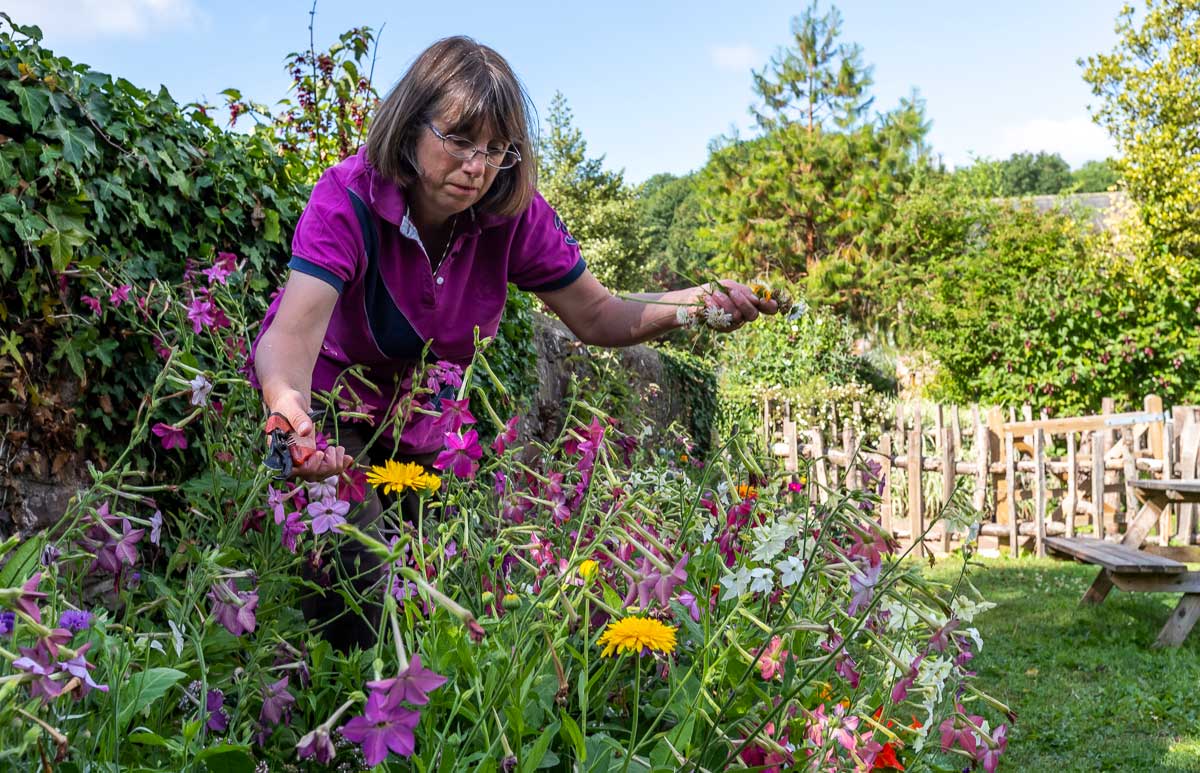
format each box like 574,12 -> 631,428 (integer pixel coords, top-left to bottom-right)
346,189 -> 427,361
519,257 -> 587,293
289,256 -> 345,293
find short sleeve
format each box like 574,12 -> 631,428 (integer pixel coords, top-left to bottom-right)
507,192 -> 587,292
288,168 -> 365,293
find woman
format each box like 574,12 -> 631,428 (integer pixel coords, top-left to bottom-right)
251,36 -> 776,647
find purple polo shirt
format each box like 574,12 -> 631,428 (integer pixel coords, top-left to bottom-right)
251,146 -> 585,454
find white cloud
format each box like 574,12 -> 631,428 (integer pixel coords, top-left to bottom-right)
995,116 -> 1117,167
710,44 -> 759,74
7,0 -> 202,41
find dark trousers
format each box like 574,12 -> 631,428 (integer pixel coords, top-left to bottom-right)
299,421 -> 428,652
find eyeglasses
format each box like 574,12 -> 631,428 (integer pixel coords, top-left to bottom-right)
427,123 -> 522,170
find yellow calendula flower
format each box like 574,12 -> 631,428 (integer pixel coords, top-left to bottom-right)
416,473 -> 442,495
578,559 -> 599,583
365,460 -> 427,495
598,616 -> 678,657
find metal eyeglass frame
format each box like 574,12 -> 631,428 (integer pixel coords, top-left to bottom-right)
427,123 -> 522,170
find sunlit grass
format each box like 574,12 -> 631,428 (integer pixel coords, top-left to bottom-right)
927,555 -> 1200,771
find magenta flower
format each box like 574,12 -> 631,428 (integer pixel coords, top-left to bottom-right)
297,726 -> 335,763
207,580 -> 258,637
367,654 -> 448,708
928,617 -> 961,653
280,510 -> 307,553
433,430 -> 482,479
307,496 -> 349,535
491,415 -> 519,454
80,295 -> 102,315
979,724 -> 1008,773
433,397 -> 476,434
203,263 -> 233,286
186,294 -> 217,333
112,517 -> 145,567
260,676 -> 295,727
340,691 -> 420,766
267,486 -> 287,524
108,284 -> 131,305
11,573 -> 46,624
152,422 -> 187,451
756,635 -> 789,681
939,707 -> 983,757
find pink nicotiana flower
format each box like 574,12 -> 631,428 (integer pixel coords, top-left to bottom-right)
433,430 -> 482,479
297,726 -> 335,763
492,415 -> 519,454
149,510 -> 163,546
108,285 -> 131,306
433,397 -> 476,434
207,580 -> 258,637
12,573 -> 46,624
340,690 -> 420,766
847,562 -> 881,616
203,263 -> 233,286
259,676 -> 295,727
367,654 -> 448,708
57,642 -> 109,697
756,635 -> 790,681
186,294 -> 217,333
80,295 -> 102,315
206,688 -> 229,732
151,422 -> 187,451
188,374 -> 213,407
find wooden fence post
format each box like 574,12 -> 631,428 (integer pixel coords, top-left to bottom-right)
1122,426 -> 1138,532
1034,428 -> 1047,558
941,427 -> 955,554
1092,429 -> 1106,539
1065,432 -> 1077,539
951,405 -> 963,458
1006,431 -> 1019,557
810,430 -> 829,504
843,421 -> 858,490
908,427 -> 925,559
879,433 -> 893,534
973,407 -> 989,518
989,407 -> 1006,524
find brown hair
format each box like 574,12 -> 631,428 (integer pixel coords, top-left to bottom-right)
366,36 -> 537,217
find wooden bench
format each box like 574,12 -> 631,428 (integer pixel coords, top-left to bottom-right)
1047,479 -> 1200,648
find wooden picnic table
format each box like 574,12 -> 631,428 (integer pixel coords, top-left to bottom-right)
1046,479 -> 1200,648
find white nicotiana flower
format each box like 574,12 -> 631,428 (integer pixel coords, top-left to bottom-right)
703,304 -> 733,330
951,596 -> 996,623
700,521 -> 715,542
750,522 -> 791,562
719,567 -> 753,601
886,642 -> 920,680
882,599 -> 921,633
966,626 -> 984,652
917,656 -> 954,702
169,620 -> 185,657
749,567 -> 774,594
911,721 -> 930,752
188,374 -> 213,407
776,555 -> 806,587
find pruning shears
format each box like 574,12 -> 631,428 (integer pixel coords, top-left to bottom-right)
263,410 -> 322,479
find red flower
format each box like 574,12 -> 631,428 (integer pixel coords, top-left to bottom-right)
872,741 -> 904,770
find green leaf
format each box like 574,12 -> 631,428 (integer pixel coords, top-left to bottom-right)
558,710 -> 586,762
116,667 -> 187,730
0,103 -> 19,125
519,720 -> 560,773
14,85 -> 50,131
43,117 -> 98,166
263,208 -> 281,243
197,744 -> 255,773
0,534 -> 43,588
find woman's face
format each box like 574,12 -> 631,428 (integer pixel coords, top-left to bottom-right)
411,111 -> 505,223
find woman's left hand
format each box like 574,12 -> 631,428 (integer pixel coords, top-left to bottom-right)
703,279 -> 779,331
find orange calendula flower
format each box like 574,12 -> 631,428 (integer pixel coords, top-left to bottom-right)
737,483 -> 758,499
597,616 -> 677,657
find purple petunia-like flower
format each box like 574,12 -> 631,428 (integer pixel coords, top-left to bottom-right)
58,609 -> 93,632
307,496 -> 349,535
149,511 -> 163,546
57,642 -> 109,697
152,422 -> 188,451
186,294 -> 218,333
206,688 -> 229,732
366,654 -> 448,709
0,611 -> 14,636
847,561 -> 881,616
12,572 -> 46,624
340,691 -> 420,766
280,510 -> 307,553
13,647 -> 62,703
207,580 -> 258,637
433,430 -> 482,479
297,726 -> 336,763
260,676 -> 295,727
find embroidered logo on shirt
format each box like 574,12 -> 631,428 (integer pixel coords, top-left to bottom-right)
553,214 -> 579,247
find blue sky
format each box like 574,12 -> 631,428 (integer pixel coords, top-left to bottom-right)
11,0 -> 1126,183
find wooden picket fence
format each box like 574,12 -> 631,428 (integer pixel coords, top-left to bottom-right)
761,396 -> 1200,558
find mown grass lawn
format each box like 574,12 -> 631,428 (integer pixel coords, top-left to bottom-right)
927,556 -> 1200,772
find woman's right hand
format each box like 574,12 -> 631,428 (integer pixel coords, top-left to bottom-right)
270,388 -> 354,481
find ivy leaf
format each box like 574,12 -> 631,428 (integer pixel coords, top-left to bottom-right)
43,117 -> 98,166
0,102 -> 18,125
263,208 -> 281,243
15,84 -> 50,131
